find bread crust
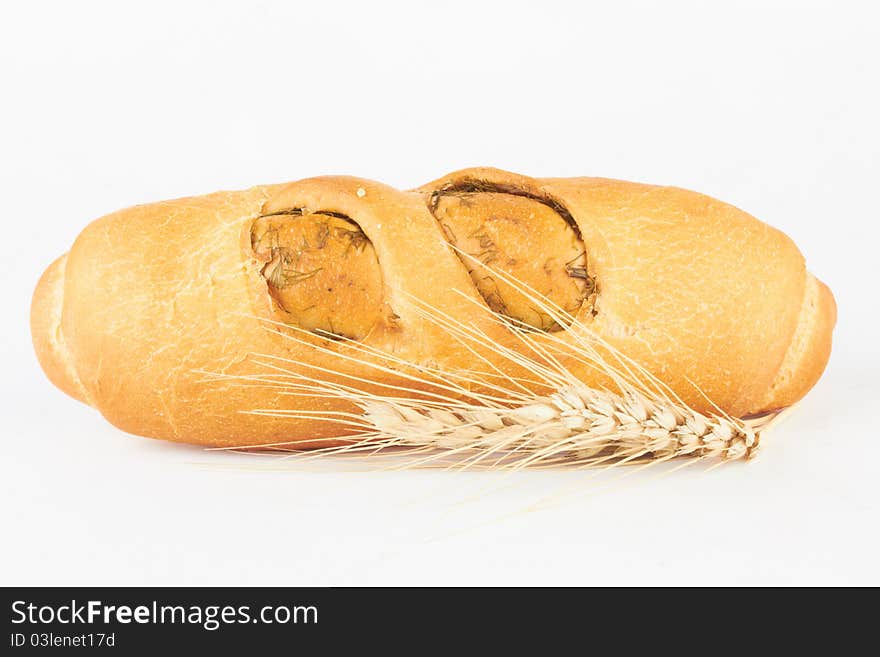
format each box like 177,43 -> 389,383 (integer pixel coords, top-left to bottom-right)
31,169 -> 836,446
31,254 -> 90,403
760,274 -> 837,410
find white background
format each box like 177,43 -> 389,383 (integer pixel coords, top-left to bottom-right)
2,0 -> 878,586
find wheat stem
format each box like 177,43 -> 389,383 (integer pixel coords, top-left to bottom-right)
225,257 -> 781,470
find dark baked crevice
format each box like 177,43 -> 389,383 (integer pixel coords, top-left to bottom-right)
250,208 -> 387,341
428,179 -> 583,239
427,180 -> 597,330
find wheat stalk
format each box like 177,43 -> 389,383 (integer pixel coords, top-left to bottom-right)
229,359 -> 772,470
217,251 -> 782,470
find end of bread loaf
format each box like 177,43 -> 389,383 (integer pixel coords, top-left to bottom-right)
31,255 -> 90,404
758,272 -> 837,412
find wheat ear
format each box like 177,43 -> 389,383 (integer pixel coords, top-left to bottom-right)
219,253 -> 781,470
359,384 -> 760,466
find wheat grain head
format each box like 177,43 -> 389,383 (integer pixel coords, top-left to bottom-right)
218,252 -> 782,470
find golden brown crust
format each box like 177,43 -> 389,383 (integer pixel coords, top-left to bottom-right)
31,169 -> 836,446
760,274 -> 837,410
31,254 -> 90,403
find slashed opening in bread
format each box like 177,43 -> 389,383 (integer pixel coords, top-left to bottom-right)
250,208 -> 392,340
427,180 -> 596,331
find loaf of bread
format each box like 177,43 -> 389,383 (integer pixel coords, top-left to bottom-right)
31,168 -> 836,446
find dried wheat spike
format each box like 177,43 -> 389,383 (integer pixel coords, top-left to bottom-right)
360,383 -> 760,468
225,256 -> 779,469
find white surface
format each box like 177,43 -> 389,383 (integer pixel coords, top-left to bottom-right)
2,0 -> 878,586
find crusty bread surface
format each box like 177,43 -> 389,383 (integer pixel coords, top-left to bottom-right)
31,168 -> 836,446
